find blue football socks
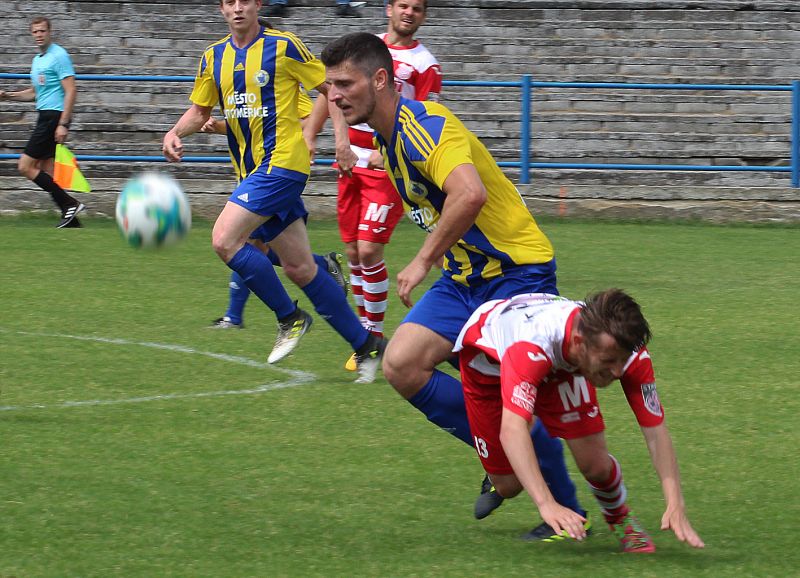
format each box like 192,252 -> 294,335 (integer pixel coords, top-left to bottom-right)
227,243 -> 296,320
300,264 -> 368,350
224,271 -> 250,325
408,370 -> 473,445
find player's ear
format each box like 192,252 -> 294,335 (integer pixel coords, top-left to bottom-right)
374,67 -> 390,91
571,329 -> 586,352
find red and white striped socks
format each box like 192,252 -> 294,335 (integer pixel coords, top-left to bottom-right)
587,454 -> 630,525
349,262 -> 367,326
361,260 -> 389,337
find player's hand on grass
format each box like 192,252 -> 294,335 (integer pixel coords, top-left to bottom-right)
661,506 -> 705,548
162,131 -> 184,162
335,144 -> 357,177
396,257 -> 432,308
538,501 -> 588,541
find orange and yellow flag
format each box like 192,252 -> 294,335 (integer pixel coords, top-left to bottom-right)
53,144 -> 91,193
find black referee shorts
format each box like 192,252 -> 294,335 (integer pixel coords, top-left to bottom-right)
23,109 -> 62,160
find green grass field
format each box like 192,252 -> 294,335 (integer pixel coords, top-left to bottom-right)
1,215 -> 798,577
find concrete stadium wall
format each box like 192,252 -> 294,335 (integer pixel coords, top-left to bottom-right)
1,0 -> 799,222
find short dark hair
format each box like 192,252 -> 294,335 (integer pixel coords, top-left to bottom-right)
321,33 -> 394,86
579,289 -> 652,352
30,16 -> 51,30
387,0 -> 427,11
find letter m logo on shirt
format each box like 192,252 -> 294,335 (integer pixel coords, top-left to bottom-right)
364,202 -> 392,224
557,377 -> 590,411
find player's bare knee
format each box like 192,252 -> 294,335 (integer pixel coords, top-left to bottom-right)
17,159 -> 36,180
357,244 -> 384,266
382,344 -> 425,398
576,457 -> 612,483
282,260 -> 315,287
344,245 -> 359,266
491,476 -> 522,499
211,232 -> 239,263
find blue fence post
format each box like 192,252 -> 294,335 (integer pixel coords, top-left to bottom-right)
519,74 -> 532,185
792,80 -> 800,188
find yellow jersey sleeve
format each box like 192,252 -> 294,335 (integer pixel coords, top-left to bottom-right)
190,49 -> 220,108
281,33 -> 326,91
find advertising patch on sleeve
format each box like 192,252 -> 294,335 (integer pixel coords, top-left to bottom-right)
511,381 -> 536,415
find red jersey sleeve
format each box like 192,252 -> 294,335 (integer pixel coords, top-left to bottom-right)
620,348 -> 665,427
500,342 -> 553,422
414,64 -> 442,102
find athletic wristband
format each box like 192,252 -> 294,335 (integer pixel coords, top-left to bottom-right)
59,122 -> 71,129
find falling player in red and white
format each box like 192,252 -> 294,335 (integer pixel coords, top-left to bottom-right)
306,0 -> 441,369
454,289 -> 705,552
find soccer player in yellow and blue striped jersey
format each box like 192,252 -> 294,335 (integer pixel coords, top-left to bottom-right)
199,81 -> 347,331
322,32 -> 587,529
384,99 -> 555,286
163,1 -> 383,380
189,27 -> 319,182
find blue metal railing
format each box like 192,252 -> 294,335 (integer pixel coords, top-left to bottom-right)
2,72 -> 798,187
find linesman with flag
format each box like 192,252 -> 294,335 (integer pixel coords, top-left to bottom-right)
0,16 -> 86,228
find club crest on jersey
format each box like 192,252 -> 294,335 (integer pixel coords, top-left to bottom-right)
641,382 -> 662,416
254,70 -> 270,87
408,180 -> 428,202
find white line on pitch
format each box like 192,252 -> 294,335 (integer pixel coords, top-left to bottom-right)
0,329 -> 315,411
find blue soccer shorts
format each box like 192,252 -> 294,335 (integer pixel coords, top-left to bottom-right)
229,166 -> 309,243
248,208 -> 309,244
402,260 -> 559,344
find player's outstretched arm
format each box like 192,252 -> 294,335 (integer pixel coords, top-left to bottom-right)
163,104 -> 212,162
1,87 -> 36,102
396,164 -> 486,307
500,410 -> 588,540
641,423 -> 705,548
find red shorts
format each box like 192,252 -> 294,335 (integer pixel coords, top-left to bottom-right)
460,346 -> 606,475
337,167 -> 404,245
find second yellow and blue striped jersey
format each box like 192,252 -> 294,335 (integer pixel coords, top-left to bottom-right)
375,97 -> 554,286
190,27 -> 325,182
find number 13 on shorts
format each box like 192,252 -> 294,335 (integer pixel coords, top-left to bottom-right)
474,436 -> 489,458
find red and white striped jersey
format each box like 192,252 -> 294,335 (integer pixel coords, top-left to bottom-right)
349,33 -> 442,170
454,293 -> 665,427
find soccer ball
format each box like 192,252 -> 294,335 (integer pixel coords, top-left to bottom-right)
115,172 -> 191,248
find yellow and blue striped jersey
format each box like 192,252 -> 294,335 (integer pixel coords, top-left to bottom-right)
376,97 -> 554,286
190,27 -> 325,182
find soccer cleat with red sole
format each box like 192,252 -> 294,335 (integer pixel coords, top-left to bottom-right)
609,512 -> 656,553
